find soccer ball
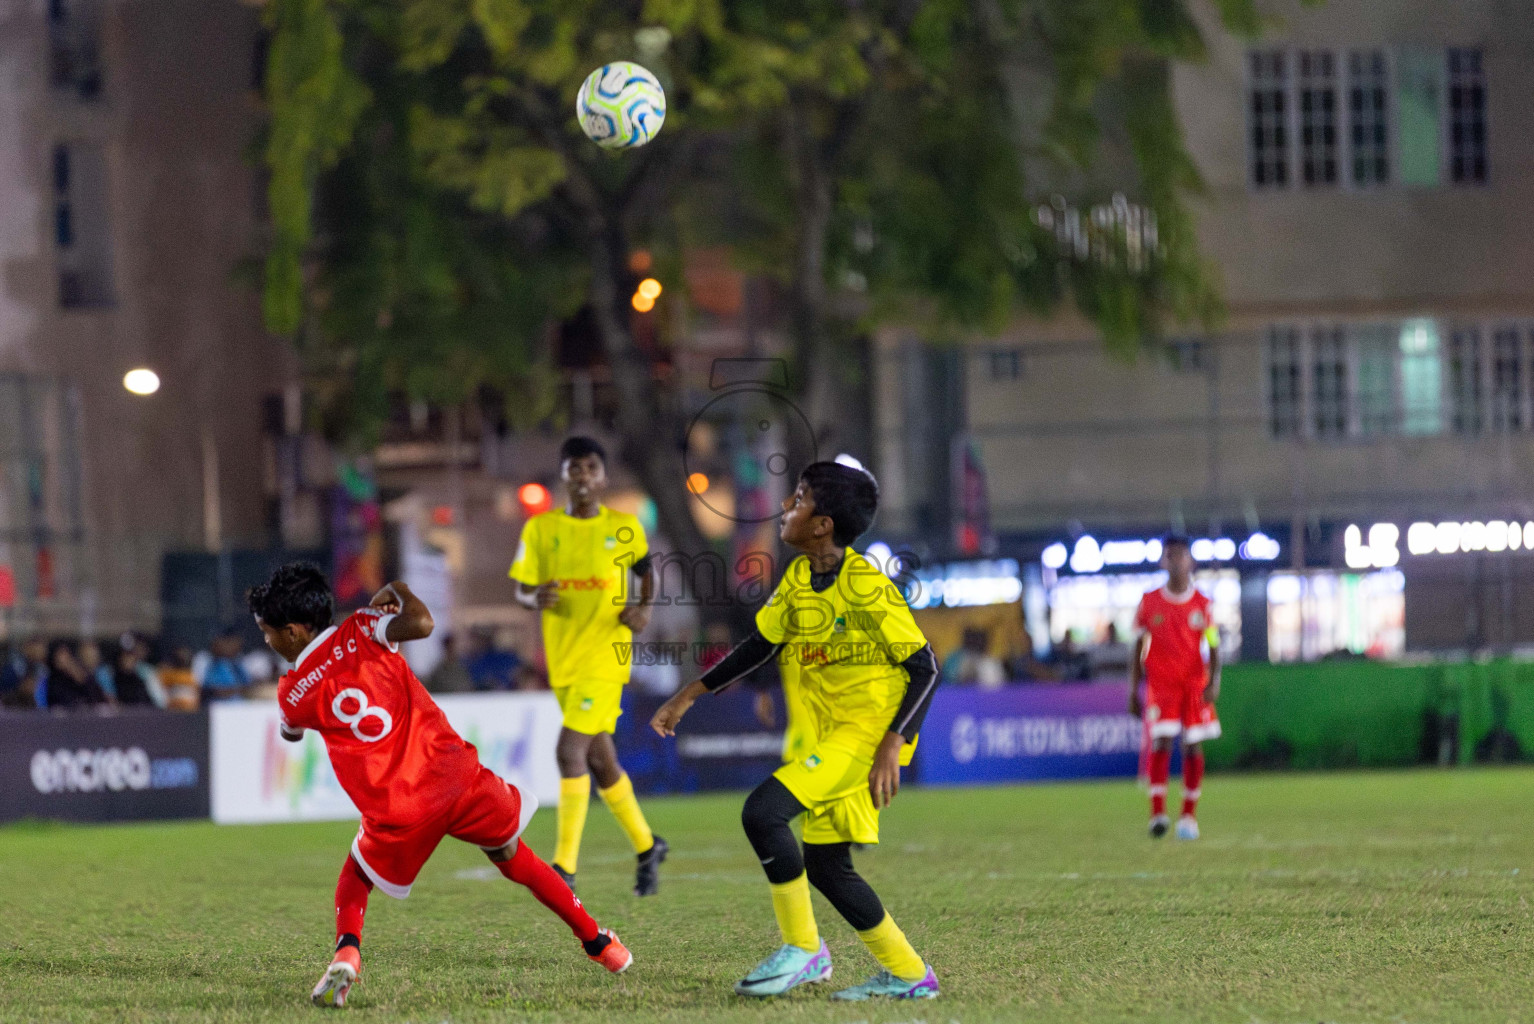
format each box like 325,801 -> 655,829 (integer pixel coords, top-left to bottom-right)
577,62 -> 666,150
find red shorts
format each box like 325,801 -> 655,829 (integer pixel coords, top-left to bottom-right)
350,766 -> 538,899
1146,676 -> 1221,744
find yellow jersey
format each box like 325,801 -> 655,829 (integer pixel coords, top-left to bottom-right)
509,507 -> 648,687
756,549 -> 927,762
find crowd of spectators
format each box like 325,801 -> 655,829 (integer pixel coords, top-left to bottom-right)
939,621 -> 1136,687
0,624 -> 547,714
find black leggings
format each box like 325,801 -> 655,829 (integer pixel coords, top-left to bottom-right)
740,776 -> 886,931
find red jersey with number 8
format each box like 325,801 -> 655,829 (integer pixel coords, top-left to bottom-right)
277,608 -> 481,827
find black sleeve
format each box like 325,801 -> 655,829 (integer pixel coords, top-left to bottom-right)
699,628 -> 783,692
887,643 -> 940,742
631,553 -> 653,576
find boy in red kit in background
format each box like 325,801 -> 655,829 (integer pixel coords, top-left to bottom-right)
1128,536 -> 1222,841
249,563 -> 632,1009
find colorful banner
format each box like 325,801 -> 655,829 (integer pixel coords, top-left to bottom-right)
210,692 -> 563,824
918,682 -> 1142,785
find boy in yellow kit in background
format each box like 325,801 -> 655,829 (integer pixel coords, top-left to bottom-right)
511,437 -> 667,896
652,461 -> 941,1001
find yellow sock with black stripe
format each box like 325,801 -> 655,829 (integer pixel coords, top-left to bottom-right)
857,912 -> 925,981
768,874 -> 820,952
597,772 -> 654,854
554,775 -> 591,873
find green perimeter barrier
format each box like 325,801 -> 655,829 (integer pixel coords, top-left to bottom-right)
1207,662 -> 1437,771
1208,658 -> 1534,771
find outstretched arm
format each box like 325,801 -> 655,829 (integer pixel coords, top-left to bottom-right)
371,581 -> 435,643
650,628 -> 784,736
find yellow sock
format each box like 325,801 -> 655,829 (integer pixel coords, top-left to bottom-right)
857,912 -> 925,981
597,772 -> 655,854
554,775 -> 591,873
768,874 -> 820,952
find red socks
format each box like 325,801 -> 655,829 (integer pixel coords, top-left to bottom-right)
334,856 -> 373,951
329,843 -> 598,956
1148,747 -> 1171,817
1182,747 -> 1205,818
496,839 -> 600,942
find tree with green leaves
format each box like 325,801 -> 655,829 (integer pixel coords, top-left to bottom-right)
262,0 -> 1258,558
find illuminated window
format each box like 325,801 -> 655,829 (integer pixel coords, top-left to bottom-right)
1348,50 -> 1389,185
1249,46 -> 1489,192
1399,319 -> 1443,435
1395,47 -> 1443,187
1298,51 -> 1338,186
1448,48 -> 1488,184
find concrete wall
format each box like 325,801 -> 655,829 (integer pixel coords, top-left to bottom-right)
875,0 -> 1534,546
0,0 -> 293,634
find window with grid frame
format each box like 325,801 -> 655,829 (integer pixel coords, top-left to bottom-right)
1490,326 -> 1526,431
1448,47 -> 1488,184
1298,51 -> 1339,186
1449,327 -> 1484,434
1311,326 -> 1348,438
1347,50 -> 1390,185
1249,50 -> 1290,188
1353,323 -> 1396,436
1266,326 -> 1303,438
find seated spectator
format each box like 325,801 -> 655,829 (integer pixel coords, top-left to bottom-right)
160,646 -> 200,711
942,628 -> 1007,689
196,628 -> 251,703
465,628 -> 521,690
113,634 -> 165,707
1086,622 -> 1133,679
425,633 -> 474,694
78,639 -> 114,697
1048,632 -> 1091,682
513,663 -> 548,692
0,658 -> 43,710
1,636 -> 47,696
44,639 -> 110,709
242,645 -> 280,700
1004,628 -> 1059,683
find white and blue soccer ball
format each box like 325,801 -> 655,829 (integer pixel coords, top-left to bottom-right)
577,62 -> 666,150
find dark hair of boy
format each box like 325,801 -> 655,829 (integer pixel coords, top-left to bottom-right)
799,462 -> 879,546
1162,534 -> 1192,552
560,436 -> 607,464
247,562 -> 337,634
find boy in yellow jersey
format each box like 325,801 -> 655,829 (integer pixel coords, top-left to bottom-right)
756,653 -> 816,765
511,437 -> 667,896
652,462 -> 941,1001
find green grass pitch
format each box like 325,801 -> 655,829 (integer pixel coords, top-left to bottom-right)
2,768 -> 1531,1023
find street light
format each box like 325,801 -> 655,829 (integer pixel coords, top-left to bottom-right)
123,368 -> 160,395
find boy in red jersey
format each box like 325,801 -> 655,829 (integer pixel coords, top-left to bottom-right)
1128,536 -> 1221,840
249,563 -> 632,1009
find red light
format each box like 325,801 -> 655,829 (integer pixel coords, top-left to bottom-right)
518,483 -> 553,515
431,505 -> 455,526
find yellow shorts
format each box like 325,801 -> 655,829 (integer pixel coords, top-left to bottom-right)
553,680 -> 623,735
774,743 -> 881,846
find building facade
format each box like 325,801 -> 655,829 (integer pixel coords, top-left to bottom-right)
0,0 -> 293,636
874,0 -> 1534,655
